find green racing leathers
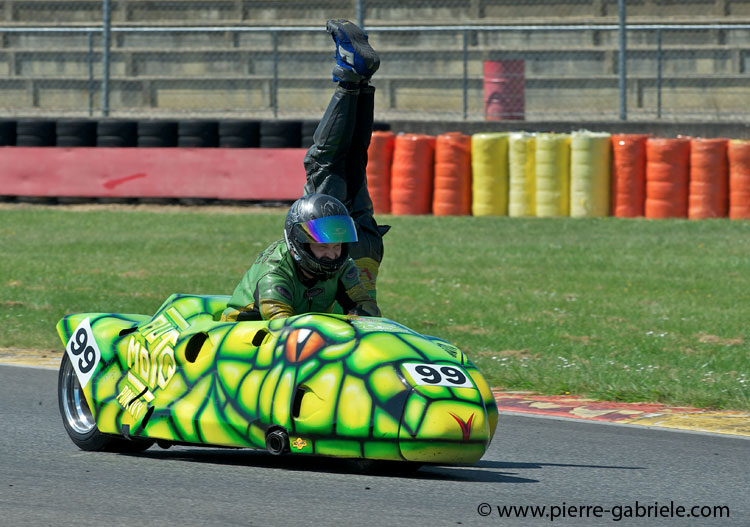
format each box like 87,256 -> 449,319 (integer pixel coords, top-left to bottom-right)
222,240 -> 379,321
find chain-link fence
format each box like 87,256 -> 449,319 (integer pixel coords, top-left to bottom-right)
1,0 -> 749,121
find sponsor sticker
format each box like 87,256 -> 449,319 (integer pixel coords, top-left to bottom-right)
292,437 -> 308,450
65,318 -> 102,389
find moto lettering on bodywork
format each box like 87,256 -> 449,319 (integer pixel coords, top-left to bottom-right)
117,307 -> 188,419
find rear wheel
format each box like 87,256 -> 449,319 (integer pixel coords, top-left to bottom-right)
58,354 -> 152,452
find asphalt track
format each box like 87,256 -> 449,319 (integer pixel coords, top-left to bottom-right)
0,365 -> 748,527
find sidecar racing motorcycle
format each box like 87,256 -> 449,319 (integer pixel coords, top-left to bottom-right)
57,294 -> 498,466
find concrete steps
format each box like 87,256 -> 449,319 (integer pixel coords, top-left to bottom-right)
3,0 -> 750,24
2,0 -> 750,118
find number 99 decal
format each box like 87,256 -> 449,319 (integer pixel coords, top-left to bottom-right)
65,318 -> 102,389
402,363 -> 474,388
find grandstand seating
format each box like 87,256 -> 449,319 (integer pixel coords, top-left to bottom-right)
3,0 -> 750,25
1,0 -> 749,119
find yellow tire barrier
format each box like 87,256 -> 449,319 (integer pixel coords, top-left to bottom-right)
570,131 -> 611,218
470,133 -> 509,216
508,132 -> 536,217
535,133 -> 571,217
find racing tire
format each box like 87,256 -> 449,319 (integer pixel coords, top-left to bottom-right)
137,120 -> 178,147
15,135 -> 53,147
259,120 -> 301,148
56,119 -> 97,146
218,119 -> 260,148
0,119 -> 16,146
258,136 -> 295,148
96,135 -> 136,147
177,135 -> 218,148
58,354 -> 152,452
218,136 -> 253,148
178,120 -> 219,147
56,136 -> 97,147
137,120 -> 178,138
97,120 -> 138,147
137,136 -> 176,147
15,119 -> 56,146
372,121 -> 392,132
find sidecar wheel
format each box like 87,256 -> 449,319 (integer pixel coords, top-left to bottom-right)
58,354 -> 152,452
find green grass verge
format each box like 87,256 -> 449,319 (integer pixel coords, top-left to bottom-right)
2,205 -> 748,410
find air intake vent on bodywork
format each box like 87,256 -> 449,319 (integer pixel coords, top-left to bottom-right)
185,332 -> 209,363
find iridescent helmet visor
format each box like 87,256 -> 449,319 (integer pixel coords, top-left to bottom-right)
296,215 -> 358,243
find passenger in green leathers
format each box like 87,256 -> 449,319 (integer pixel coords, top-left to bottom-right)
223,20 -> 385,321
222,238 -> 377,320
222,194 -> 378,321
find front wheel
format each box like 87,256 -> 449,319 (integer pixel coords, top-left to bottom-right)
58,353 -> 152,452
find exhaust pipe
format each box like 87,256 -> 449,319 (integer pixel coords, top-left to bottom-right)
265,428 -> 289,455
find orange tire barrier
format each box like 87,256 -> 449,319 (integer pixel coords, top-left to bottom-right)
611,134 -> 648,217
508,132 -> 535,217
390,134 -> 435,215
471,132 -> 509,216
433,132 -> 472,216
366,131 -> 395,214
728,140 -> 750,219
535,133 -> 571,217
570,131 -> 611,218
689,138 -> 728,219
645,137 -> 690,219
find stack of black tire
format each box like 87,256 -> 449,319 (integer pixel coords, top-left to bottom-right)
0,119 -> 16,146
16,119 -> 58,146
218,120 -> 260,148
138,121 -> 177,147
57,120 -> 98,146
260,120 -> 301,148
0,118 -> 391,148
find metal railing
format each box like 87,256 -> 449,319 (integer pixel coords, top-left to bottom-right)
2,22 -> 749,121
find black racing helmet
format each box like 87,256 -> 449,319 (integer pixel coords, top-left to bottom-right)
284,193 -> 358,280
